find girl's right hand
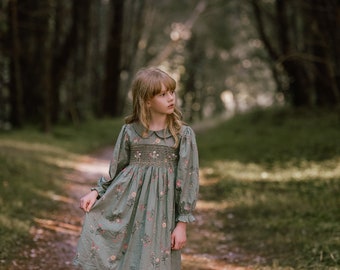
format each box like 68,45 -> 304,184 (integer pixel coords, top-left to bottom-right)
79,190 -> 98,212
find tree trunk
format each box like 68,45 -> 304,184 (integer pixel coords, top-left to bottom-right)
51,0 -> 82,123
102,0 -> 124,117
276,0 -> 311,107
310,0 -> 340,106
8,0 -> 24,127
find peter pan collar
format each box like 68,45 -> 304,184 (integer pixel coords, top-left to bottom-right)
132,122 -> 172,139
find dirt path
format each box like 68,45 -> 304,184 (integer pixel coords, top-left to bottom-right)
7,147 -> 255,270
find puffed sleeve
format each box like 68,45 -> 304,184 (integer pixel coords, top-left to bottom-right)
175,126 -> 199,223
92,124 -> 130,198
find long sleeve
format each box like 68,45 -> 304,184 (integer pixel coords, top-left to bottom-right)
93,125 -> 130,198
175,126 -> 199,223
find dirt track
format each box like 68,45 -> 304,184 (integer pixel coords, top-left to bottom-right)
7,147 -> 254,270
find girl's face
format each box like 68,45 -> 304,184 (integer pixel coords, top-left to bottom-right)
147,84 -> 176,117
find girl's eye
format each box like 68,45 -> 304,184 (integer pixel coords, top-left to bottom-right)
159,90 -> 175,97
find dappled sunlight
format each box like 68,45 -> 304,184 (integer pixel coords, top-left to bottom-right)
0,139 -> 78,158
182,254 -> 254,270
196,200 -> 232,211
32,218 -> 81,236
75,157 -> 109,177
197,169 -> 234,210
206,158 -> 340,182
32,189 -> 75,204
0,139 -> 110,178
42,156 -> 78,170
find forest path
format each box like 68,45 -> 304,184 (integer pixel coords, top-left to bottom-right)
8,117 -> 255,270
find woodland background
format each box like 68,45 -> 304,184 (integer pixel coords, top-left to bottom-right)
1,0 -> 339,131
0,1 -> 340,269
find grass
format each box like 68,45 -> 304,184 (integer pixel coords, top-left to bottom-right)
196,108 -> 340,269
0,118 -> 123,265
0,108 -> 339,269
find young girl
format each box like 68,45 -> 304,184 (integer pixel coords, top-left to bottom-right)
74,67 -> 199,270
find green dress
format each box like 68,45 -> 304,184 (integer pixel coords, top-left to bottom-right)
74,122 -> 199,270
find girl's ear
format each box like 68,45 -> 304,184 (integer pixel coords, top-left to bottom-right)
146,99 -> 151,107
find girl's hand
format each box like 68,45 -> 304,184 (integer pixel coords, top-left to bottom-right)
171,222 -> 187,250
79,190 -> 98,212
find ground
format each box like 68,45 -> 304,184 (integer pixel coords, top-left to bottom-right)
6,147 -> 255,270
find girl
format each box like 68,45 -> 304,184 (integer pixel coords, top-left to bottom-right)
74,67 -> 199,269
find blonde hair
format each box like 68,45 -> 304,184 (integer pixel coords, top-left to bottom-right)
125,67 -> 183,147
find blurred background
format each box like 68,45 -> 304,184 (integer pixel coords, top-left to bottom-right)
0,0 -> 339,269
1,0 -> 339,131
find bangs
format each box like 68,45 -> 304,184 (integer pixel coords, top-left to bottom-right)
144,69 -> 176,98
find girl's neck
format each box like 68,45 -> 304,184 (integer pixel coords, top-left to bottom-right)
148,115 -> 167,131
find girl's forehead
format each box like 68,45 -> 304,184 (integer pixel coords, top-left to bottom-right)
160,83 -> 167,91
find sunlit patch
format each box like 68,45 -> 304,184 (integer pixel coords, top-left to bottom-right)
0,139 -> 75,156
33,217 -> 81,235
209,158 -> 340,182
182,253 -> 254,270
196,200 -> 231,211
32,189 -> 74,204
75,158 -> 109,176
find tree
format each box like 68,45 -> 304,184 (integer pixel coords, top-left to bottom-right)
251,0 -> 340,107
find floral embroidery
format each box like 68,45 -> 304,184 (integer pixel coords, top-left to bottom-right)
96,224 -> 105,235
90,241 -> 99,259
127,192 -> 137,207
147,210 -> 155,221
150,150 -> 159,159
130,145 -> 178,166
109,254 -> 117,262
132,220 -> 142,234
141,234 -> 152,247
134,151 -> 142,161
107,213 -> 122,223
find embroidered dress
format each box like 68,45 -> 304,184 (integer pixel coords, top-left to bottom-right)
74,122 -> 199,270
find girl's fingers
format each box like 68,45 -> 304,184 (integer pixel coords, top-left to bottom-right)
171,234 -> 175,248
85,200 -> 94,212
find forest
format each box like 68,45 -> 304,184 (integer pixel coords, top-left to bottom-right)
0,0 -> 340,269
1,0 -> 339,131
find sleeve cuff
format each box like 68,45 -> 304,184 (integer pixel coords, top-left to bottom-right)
177,214 -> 196,223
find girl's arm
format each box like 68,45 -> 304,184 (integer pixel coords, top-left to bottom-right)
175,126 -> 200,223
91,125 -> 130,198
79,125 -> 130,212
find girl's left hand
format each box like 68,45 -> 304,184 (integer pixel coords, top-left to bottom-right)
171,222 -> 187,250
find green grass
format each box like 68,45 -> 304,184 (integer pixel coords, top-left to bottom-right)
197,108 -> 340,269
0,118 -> 123,264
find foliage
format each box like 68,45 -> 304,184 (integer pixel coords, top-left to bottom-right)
5,0 -> 340,131
197,108 -> 340,268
